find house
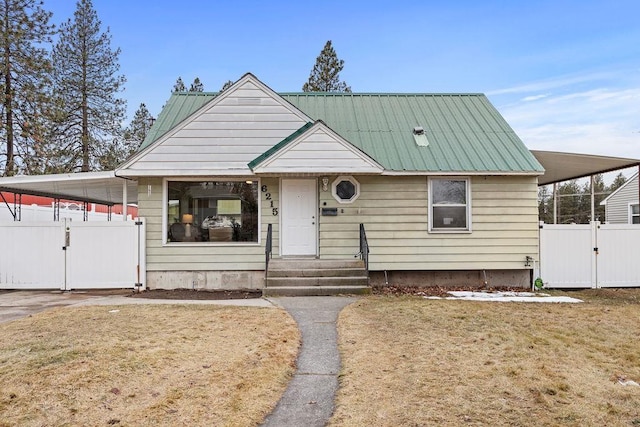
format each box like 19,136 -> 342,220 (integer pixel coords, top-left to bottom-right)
601,173 -> 639,224
115,73 -> 545,292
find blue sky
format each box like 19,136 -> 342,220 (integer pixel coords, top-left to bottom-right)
48,0 -> 640,162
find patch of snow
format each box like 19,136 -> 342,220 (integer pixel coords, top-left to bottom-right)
425,291 -> 582,303
619,380 -> 639,387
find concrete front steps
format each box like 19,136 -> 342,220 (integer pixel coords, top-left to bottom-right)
263,258 -> 371,297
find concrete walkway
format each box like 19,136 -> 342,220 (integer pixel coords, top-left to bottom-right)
262,296 -> 358,427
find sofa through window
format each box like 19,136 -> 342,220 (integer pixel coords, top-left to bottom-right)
166,180 -> 259,243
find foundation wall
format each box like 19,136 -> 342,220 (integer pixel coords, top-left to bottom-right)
147,271 -> 264,290
147,269 -> 531,290
369,269 -> 532,289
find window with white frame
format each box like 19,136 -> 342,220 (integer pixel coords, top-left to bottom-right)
166,180 -> 259,243
630,203 -> 639,224
429,178 -> 471,232
332,176 -> 360,204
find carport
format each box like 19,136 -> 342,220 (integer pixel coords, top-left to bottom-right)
531,151 -> 640,289
0,171 -> 138,221
531,150 -> 640,223
0,172 -> 144,291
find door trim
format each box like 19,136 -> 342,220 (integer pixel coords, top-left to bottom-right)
280,178 -> 318,257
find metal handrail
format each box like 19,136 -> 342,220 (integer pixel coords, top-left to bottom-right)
265,223 -> 273,279
359,223 -> 369,274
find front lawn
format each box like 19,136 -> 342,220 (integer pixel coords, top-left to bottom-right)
0,304 -> 299,427
331,289 -> 640,426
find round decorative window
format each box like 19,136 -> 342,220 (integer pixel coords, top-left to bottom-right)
332,176 -> 360,203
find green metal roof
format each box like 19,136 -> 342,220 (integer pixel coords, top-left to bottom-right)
141,91 -> 544,173
140,91 -> 213,150
283,93 -> 543,173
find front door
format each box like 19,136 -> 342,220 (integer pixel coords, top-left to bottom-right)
281,179 -> 317,256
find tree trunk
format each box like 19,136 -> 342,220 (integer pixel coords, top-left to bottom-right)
81,34 -> 89,172
81,90 -> 89,171
3,5 -> 14,176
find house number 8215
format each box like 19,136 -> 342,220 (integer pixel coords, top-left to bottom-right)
262,185 -> 278,216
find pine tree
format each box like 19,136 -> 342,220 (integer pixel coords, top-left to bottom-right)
51,0 -> 126,172
608,173 -> 627,193
557,180 -> 582,224
124,103 -> 152,147
97,103 -> 152,170
591,174 -> 606,221
302,40 -> 351,92
220,80 -> 234,91
578,174 -> 606,222
173,76 -> 186,92
0,0 -> 55,176
538,185 -> 553,224
189,77 -> 204,92
542,174 -> 616,224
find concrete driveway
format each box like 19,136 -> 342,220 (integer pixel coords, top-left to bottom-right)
0,290 -> 274,324
0,290 -> 124,324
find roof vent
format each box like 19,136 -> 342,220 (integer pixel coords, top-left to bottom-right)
412,126 -> 429,147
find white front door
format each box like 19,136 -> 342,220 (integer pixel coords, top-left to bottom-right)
281,179 -> 317,256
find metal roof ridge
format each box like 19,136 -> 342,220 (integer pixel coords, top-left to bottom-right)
171,91 -> 219,96
278,92 -> 485,96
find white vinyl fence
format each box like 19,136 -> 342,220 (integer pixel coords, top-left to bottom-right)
540,222 -> 640,288
0,218 -> 145,290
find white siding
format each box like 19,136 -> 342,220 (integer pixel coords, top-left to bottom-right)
318,175 -> 539,270
254,125 -> 383,174
140,175 -> 539,273
605,175 -> 639,224
124,79 -> 308,175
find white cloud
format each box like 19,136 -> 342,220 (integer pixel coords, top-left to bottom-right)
487,70 -> 622,96
494,79 -> 640,160
521,94 -> 549,102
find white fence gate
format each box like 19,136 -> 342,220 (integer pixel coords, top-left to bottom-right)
0,218 -> 145,290
540,222 -> 640,288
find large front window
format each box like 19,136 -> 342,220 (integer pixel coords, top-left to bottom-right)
166,180 -> 259,243
429,178 -> 471,232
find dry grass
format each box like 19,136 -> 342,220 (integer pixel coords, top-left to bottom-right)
331,289 -> 640,426
0,304 -> 299,427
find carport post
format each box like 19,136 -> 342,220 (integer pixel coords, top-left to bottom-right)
553,182 -> 558,224
590,175 -> 595,222
122,180 -> 128,221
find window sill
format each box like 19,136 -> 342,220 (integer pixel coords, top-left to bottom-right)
428,229 -> 472,234
163,241 -> 261,247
